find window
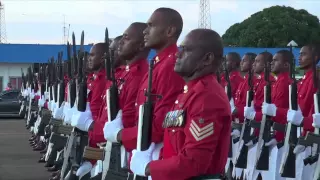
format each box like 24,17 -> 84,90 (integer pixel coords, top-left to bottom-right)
1,91 -> 19,99
9,77 -> 22,90
0,77 -> 3,92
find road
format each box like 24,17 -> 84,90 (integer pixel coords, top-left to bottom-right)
0,119 -> 51,180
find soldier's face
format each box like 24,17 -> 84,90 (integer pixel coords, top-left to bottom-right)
271,53 -> 287,74
110,40 -> 122,68
226,54 -> 234,71
144,11 -> 167,49
253,54 -> 265,74
174,32 -> 204,77
88,46 -> 102,71
240,55 -> 251,72
299,46 -> 313,69
118,25 -> 142,61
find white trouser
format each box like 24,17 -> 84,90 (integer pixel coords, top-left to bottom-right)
295,146 -> 317,180
243,143 -> 260,180
231,140 -> 243,179
90,160 -> 103,177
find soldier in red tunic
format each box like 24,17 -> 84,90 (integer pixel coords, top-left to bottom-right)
232,53 -> 257,124
243,52 -> 275,179
285,44 -> 320,180
258,50 -> 293,180
221,52 -> 244,99
129,28 -> 232,180
103,8 -> 185,172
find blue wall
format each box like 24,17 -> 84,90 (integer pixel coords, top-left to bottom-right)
0,44 -> 300,65
0,44 -> 92,63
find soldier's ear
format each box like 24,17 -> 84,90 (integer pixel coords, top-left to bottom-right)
283,62 -> 289,68
203,52 -> 215,66
138,41 -> 145,51
166,26 -> 176,38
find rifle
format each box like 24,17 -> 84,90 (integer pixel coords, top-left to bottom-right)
255,56 -> 273,171
61,31 -> 89,180
45,60 -> 50,99
102,27 -> 129,180
39,64 -> 45,97
133,59 -> 161,180
21,68 -> 26,91
223,58 -> 233,159
57,52 -> 65,109
19,68 -> 27,115
72,31 -> 88,179
31,65 -> 35,91
68,40 -> 77,109
234,65 -> 254,169
60,33 -> 83,180
53,56 -> 59,108
216,70 -> 221,84
305,48 -> 320,180
26,66 -> 34,126
49,57 -> 55,106
279,48 -> 298,178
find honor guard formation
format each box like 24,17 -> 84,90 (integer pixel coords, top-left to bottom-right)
17,7 -> 320,180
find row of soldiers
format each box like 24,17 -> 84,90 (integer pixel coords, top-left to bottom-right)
18,7 -> 320,180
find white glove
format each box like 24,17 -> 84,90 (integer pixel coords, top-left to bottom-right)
244,102 -> 256,120
53,103 -> 64,119
231,129 -> 240,139
70,109 -> 93,132
265,138 -> 277,147
65,105 -> 76,124
293,144 -> 305,154
63,102 -> 70,118
262,102 -> 277,117
287,109 -> 303,126
103,110 -> 123,142
30,91 -> 35,100
23,89 -> 28,97
76,161 -> 93,177
38,96 -> 45,107
230,98 -> 236,114
44,92 -> 49,100
312,113 -> 320,128
51,101 -> 57,112
245,140 -> 254,147
130,143 -> 155,176
48,100 -> 52,111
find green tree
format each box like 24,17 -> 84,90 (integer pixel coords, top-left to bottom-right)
222,6 -> 320,47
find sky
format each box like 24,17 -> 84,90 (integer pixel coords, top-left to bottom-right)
2,0 -> 320,45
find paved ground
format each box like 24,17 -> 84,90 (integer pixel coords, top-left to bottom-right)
0,119 -> 51,180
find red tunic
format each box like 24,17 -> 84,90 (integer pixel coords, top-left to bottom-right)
221,71 -> 244,99
90,60 -> 149,145
149,75 -> 232,180
234,74 -> 256,123
298,70 -> 316,136
252,73 -> 275,136
254,72 -> 291,142
87,69 -> 107,120
121,44 -> 185,152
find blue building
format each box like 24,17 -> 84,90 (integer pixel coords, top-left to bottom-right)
0,43 -> 301,91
